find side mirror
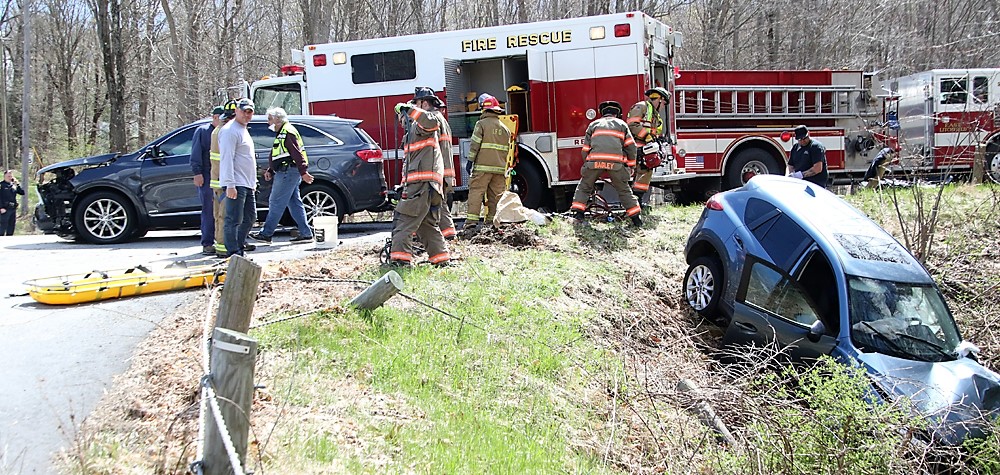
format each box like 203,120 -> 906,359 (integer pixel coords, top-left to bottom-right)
807,320 -> 827,343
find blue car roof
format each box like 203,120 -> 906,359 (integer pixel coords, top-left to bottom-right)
742,175 -> 933,284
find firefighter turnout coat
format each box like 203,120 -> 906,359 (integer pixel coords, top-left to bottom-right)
626,100 -> 663,194
389,105 -> 451,265
437,116 -> 457,239
210,125 -> 227,254
466,110 -> 512,224
570,115 -> 641,217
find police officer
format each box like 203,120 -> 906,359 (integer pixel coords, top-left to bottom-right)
389,87 -> 451,267
570,101 -> 642,227
0,169 -> 25,236
626,87 -> 668,203
463,94 -> 511,233
786,125 -> 828,187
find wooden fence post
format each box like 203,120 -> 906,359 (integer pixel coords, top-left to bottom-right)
216,255 -> 262,333
203,328 -> 258,474
348,270 -> 403,310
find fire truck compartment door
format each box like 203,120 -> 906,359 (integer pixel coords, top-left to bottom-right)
527,49 -> 551,83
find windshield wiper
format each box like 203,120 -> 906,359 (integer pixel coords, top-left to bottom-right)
895,332 -> 954,360
860,321 -> 911,357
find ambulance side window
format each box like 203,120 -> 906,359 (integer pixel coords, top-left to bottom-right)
973,77 -> 989,103
940,77 -> 968,105
352,50 -> 416,84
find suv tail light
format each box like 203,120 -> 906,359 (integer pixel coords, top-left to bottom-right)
706,193 -> 723,211
356,148 -> 384,163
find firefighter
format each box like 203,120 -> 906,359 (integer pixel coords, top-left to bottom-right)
437,100 -> 458,240
863,145 -> 900,189
210,100 -> 238,257
462,94 -> 511,234
626,87 -> 668,204
570,100 -> 642,227
389,87 -> 451,267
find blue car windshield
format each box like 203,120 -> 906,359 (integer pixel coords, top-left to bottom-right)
848,276 -> 962,362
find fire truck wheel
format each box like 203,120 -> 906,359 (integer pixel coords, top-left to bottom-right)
510,163 -> 548,210
986,141 -> 1000,185
724,148 -> 780,190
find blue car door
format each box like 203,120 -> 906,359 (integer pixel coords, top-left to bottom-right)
140,126 -> 201,220
723,256 -> 838,362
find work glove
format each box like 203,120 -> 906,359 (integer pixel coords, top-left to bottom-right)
394,102 -> 412,116
789,171 -> 804,179
465,160 -> 474,174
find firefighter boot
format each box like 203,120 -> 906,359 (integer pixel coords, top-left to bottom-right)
630,215 -> 643,228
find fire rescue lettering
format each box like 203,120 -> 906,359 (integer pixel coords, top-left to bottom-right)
461,30 -> 573,52
506,31 -> 572,48
461,38 -> 497,52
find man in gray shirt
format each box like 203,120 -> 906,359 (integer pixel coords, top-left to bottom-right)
219,98 -> 258,257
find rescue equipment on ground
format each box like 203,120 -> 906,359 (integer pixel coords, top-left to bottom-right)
23,262 -> 226,305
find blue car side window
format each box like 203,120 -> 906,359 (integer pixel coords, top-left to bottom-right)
743,260 -> 820,327
156,127 -> 197,157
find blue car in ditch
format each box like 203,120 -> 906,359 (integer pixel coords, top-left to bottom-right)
34,115 -> 388,244
682,174 -> 1000,444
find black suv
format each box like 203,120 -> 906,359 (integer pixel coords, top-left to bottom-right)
35,115 -> 388,244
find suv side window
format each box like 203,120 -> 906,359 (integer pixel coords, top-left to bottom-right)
295,123 -> 347,147
247,122 -> 275,150
743,260 -> 820,327
155,127 -> 197,157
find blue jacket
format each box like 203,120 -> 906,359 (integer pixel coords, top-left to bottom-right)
190,123 -> 214,180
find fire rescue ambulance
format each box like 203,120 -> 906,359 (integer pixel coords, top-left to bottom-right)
883,68 -> 1000,181
251,12 -> 680,209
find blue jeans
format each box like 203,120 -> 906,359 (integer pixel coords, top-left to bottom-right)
224,186 -> 256,256
259,168 -> 312,238
196,180 -> 214,247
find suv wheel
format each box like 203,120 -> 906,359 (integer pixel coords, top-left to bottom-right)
301,183 -> 345,224
684,255 -> 723,317
73,191 -> 137,244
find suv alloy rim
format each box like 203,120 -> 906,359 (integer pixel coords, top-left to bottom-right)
83,198 -> 128,239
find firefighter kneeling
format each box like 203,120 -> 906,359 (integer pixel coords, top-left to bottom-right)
570,100 -> 643,227
462,94 -> 512,234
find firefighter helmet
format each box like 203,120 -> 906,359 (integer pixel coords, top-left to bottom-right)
221,99 -> 238,120
479,95 -> 504,112
645,87 -> 669,101
413,86 -> 445,108
598,100 -> 623,118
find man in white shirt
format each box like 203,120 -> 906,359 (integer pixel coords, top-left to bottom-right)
219,98 -> 258,257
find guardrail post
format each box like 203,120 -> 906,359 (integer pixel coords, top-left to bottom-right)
204,328 -> 258,475
216,255 -> 262,333
348,270 -> 403,310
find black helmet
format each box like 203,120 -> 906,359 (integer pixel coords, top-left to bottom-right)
598,100 -> 623,118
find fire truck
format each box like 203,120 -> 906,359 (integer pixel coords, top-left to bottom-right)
249,12 -> 914,210
882,69 -> 1000,181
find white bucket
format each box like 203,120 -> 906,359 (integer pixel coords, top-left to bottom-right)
313,216 -> 339,249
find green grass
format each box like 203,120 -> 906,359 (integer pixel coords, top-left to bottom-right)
255,249 -> 619,473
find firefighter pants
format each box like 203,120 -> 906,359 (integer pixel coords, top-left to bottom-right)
571,163 -> 641,217
438,183 -> 456,239
213,188 -> 227,254
632,165 -> 653,198
390,183 -> 450,265
466,172 -> 506,225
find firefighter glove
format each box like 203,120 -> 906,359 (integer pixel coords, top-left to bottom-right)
394,102 -> 412,116
790,171 -> 804,179
465,160 -> 474,174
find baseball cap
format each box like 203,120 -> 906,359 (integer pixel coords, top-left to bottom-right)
236,98 -> 255,112
211,105 -> 225,115
794,125 -> 809,141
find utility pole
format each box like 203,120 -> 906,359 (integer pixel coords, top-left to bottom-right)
1,36 -> 9,171
20,0 -> 31,218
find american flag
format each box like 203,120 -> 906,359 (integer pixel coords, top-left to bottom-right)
685,155 -> 705,169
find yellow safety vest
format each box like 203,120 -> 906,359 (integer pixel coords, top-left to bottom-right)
271,122 -> 308,166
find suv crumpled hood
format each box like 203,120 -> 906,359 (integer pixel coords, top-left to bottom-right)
859,352 -> 1000,443
37,153 -> 119,175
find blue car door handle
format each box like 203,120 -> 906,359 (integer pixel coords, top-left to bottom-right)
734,321 -> 757,333
734,235 -> 744,250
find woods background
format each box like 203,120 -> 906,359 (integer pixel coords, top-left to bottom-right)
0,0 -> 997,170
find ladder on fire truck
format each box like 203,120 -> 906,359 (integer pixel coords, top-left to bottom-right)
675,85 -> 867,119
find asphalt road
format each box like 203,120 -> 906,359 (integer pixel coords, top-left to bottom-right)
0,223 -> 391,473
